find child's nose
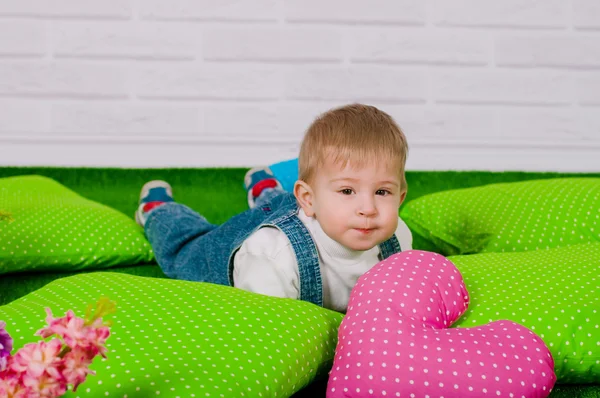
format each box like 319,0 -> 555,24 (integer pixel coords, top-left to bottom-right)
357,196 -> 377,216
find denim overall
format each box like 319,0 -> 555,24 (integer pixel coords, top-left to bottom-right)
145,190 -> 402,307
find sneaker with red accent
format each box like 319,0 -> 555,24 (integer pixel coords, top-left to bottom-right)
243,166 -> 283,208
135,180 -> 174,227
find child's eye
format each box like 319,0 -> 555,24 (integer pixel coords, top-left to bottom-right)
339,189 -> 354,195
376,189 -> 392,196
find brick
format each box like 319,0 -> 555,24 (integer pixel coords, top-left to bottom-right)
432,70 -> 572,105
0,21 -> 45,57
497,108 -> 579,140
395,106 -> 496,140
0,100 -> 49,133
433,0 -> 567,28
0,62 -> 128,98
496,36 -> 600,68
573,0 -> 600,29
285,0 -> 424,25
203,28 -> 342,62
576,75 -> 600,105
579,109 -> 600,139
373,104 -> 504,143
140,0 -> 278,22
52,103 -> 202,135
203,105 -> 280,139
284,66 -> 426,102
406,145 -> 600,172
348,28 -> 487,65
0,141 -> 301,168
0,0 -> 131,19
133,64 -> 282,100
53,21 -> 200,60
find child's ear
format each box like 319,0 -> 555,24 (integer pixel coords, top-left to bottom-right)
398,190 -> 407,208
400,191 -> 407,205
294,180 -> 315,217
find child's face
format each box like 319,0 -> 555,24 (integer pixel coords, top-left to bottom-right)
298,159 -> 406,252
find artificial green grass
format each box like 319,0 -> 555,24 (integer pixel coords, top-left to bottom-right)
2,167 -> 600,305
1,167 -> 599,397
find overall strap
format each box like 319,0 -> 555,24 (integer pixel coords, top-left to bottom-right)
378,234 -> 402,260
268,213 -> 323,307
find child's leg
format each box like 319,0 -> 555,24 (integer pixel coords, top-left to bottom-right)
145,203 -> 218,281
137,177 -> 296,285
135,181 -> 218,282
252,187 -> 285,208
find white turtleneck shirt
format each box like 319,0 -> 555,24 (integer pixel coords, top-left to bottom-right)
232,209 -> 413,312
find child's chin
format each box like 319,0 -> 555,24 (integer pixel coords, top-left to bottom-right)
345,240 -> 378,252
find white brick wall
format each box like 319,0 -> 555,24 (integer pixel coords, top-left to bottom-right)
1,0 -> 599,172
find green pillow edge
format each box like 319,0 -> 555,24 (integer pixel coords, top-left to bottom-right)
0,272 -> 345,396
0,175 -> 155,275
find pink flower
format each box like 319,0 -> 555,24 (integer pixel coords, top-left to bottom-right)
38,309 -> 88,349
10,340 -> 63,379
22,371 -> 67,398
62,347 -> 95,391
84,320 -> 110,358
37,309 -> 111,357
0,298 -> 115,397
0,376 -> 31,398
0,320 -> 13,372
0,358 -> 31,398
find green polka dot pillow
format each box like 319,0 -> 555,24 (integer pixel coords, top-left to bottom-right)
450,243 -> 600,383
400,178 -> 600,255
0,272 -> 344,397
0,175 -> 154,275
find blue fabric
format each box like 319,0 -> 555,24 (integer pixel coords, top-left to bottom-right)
145,190 -> 325,306
269,158 -> 299,193
259,204 -> 323,305
378,232 -> 402,260
145,187 -> 402,308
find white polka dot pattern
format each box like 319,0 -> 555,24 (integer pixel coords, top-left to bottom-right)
0,272 -> 344,397
450,243 -> 600,383
400,178 -> 600,255
0,175 -> 154,275
328,250 -> 556,398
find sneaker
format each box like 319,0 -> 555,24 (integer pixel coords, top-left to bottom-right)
244,166 -> 283,208
135,180 -> 174,227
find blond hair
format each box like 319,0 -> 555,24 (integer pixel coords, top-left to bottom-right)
299,104 -> 408,191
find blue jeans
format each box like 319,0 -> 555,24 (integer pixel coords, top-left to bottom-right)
145,188 -> 287,284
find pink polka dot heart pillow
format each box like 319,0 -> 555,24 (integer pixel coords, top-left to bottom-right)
327,250 -> 556,398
